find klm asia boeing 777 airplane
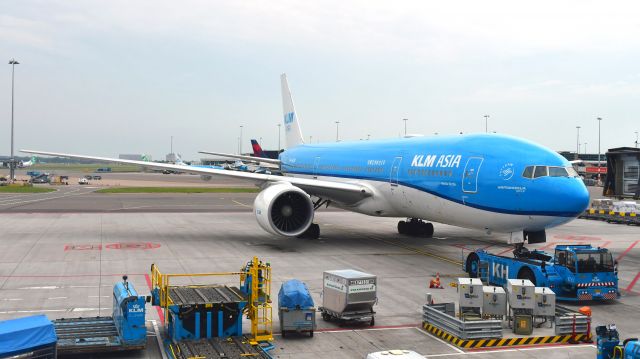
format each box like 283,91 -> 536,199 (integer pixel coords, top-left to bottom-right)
23,74 -> 589,248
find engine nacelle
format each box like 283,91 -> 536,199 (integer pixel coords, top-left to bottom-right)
200,175 -> 212,181
254,183 -> 314,237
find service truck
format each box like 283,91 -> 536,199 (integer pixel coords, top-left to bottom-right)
464,244 -> 619,301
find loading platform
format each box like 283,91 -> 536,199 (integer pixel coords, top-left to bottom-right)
169,286 -> 246,306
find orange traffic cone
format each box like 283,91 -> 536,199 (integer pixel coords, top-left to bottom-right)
430,273 -> 444,289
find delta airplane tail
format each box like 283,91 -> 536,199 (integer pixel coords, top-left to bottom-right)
251,139 -> 267,158
281,73 -> 305,149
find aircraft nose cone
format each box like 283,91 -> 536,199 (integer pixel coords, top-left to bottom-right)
565,180 -> 590,216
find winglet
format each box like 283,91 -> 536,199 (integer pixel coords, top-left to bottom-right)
281,73 -> 305,149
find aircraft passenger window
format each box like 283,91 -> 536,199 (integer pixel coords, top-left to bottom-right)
549,167 -> 568,177
533,166 -> 548,178
522,166 -> 534,179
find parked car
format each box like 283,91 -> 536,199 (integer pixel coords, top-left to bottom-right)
78,178 -> 89,185
92,175 -> 102,180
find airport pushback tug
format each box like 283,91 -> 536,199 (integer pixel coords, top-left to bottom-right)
465,244 -> 619,301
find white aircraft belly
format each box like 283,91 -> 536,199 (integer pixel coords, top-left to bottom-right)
287,173 -> 573,233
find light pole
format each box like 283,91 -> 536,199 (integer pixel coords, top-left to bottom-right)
484,115 -> 490,133
584,142 -> 587,154
403,118 -> 408,136
277,124 -> 281,151
635,131 -> 638,148
576,126 -> 581,160
367,134 -> 370,140
8,58 -> 19,181
597,117 -> 602,182
309,135 -> 312,143
239,125 -> 243,154
335,121 -> 340,142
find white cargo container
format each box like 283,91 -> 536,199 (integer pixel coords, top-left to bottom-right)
507,279 -> 535,310
457,278 -> 483,309
482,286 -> 507,316
533,287 -> 556,317
320,270 -> 377,325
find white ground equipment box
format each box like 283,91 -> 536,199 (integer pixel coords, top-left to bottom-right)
482,286 -> 507,316
507,279 -> 535,310
457,278 -> 483,308
533,287 -> 556,317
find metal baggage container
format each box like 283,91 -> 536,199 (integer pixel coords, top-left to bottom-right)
458,278 -> 483,309
533,287 -> 556,317
320,270 -> 376,325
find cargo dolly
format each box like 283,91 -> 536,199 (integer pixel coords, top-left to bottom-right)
54,276 -> 148,355
168,336 -> 271,359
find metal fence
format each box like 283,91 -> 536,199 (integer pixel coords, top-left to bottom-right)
554,306 -> 590,335
422,303 -> 503,340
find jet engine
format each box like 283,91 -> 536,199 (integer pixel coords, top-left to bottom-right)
200,175 -> 212,181
254,183 -> 314,237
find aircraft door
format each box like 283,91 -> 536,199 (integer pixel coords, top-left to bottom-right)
462,157 -> 483,193
389,157 -> 402,187
313,157 -> 320,178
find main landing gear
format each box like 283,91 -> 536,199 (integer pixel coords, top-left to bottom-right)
297,198 -> 331,240
397,218 -> 434,237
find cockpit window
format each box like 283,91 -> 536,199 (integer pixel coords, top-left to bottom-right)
549,167 -> 568,177
522,166 -> 534,179
524,165 -> 579,179
533,166 -> 548,178
566,167 -> 579,177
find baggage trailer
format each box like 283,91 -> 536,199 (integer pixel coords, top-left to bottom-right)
464,245 -> 619,301
54,276 -> 148,355
278,279 -> 316,337
319,270 -> 377,326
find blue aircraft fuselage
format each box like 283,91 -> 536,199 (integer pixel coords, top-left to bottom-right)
279,133 -> 589,227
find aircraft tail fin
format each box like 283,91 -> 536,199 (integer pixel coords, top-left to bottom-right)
175,154 -> 185,165
251,139 -> 267,158
31,155 -> 37,164
281,73 -> 305,149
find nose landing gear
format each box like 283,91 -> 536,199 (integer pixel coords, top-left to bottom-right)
397,218 -> 434,237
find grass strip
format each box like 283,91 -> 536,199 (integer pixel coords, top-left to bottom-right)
95,187 -> 259,194
0,186 -> 56,193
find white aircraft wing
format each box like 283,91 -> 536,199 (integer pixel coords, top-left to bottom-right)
198,151 -> 281,165
21,150 -> 372,204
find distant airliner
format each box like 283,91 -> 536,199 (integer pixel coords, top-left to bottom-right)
23,74 -> 589,249
18,155 -> 37,168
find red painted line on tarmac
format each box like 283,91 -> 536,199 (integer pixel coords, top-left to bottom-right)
626,272 -> 640,292
0,273 -> 146,279
600,241 -> 611,248
466,342 -> 595,352
314,323 -> 418,333
482,244 -> 494,250
145,274 -> 165,325
616,240 -> 640,262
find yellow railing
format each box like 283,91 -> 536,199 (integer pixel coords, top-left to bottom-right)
150,258 -> 273,344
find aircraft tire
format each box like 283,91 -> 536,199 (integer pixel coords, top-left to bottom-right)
423,223 -> 434,237
310,223 -> 320,239
398,221 -> 407,234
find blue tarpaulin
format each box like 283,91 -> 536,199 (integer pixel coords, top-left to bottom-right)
0,315 -> 57,355
278,279 -> 314,309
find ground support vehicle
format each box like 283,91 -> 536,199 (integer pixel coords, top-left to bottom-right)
278,279 -> 316,337
319,270 -> 377,326
0,314 -> 57,358
53,276 -> 148,355
465,245 -> 619,301
150,257 -> 274,359
596,324 -> 640,358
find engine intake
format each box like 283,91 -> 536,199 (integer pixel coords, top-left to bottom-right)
254,184 -> 314,237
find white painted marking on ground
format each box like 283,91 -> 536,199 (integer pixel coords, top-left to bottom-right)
47,297 -> 67,300
414,327 -> 464,354
152,319 -> 169,359
19,286 -> 59,290
423,344 -> 595,357
0,298 -> 23,301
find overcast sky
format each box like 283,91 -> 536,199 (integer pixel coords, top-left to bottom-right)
2,1 -> 640,160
